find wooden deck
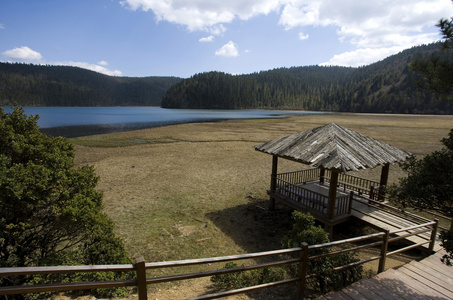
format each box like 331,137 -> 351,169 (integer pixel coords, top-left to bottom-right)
351,198 -> 442,252
318,250 -> 453,300
270,175 -> 441,252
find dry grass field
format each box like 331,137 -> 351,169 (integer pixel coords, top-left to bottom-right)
71,112 -> 453,299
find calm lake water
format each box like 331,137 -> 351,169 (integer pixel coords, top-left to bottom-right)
3,107 -> 323,138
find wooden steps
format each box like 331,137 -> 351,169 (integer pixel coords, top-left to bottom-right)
318,250 -> 452,300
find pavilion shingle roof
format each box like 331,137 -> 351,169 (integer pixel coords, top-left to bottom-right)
254,123 -> 412,172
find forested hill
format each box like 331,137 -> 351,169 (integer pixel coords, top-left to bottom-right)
162,43 -> 453,114
0,63 -> 181,106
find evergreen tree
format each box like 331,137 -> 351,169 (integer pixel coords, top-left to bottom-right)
391,5 -> 453,265
410,8 -> 453,101
390,130 -> 453,265
0,106 -> 131,297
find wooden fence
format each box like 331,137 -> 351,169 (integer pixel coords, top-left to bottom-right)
0,220 -> 438,300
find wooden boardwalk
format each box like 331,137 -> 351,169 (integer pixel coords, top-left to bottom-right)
351,198 -> 442,252
318,250 -> 453,300
289,180 -> 441,252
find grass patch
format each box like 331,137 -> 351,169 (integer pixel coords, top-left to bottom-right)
70,135 -> 180,147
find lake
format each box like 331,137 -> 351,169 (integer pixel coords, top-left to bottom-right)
3,107 -> 324,138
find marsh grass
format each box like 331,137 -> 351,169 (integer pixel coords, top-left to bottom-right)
71,113 -> 453,299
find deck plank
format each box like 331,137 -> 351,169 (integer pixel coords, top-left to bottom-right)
321,290 -> 353,300
316,251 -> 451,300
398,265 -> 453,298
418,258 -> 453,279
343,280 -> 385,300
405,261 -> 453,291
374,268 -> 445,299
355,278 -> 409,300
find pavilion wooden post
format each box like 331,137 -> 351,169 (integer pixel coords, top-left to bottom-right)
325,170 -> 339,236
319,167 -> 325,184
269,155 -> 278,210
378,163 -> 390,201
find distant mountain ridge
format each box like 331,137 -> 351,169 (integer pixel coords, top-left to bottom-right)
0,63 -> 182,106
2,43 -> 453,113
162,43 -> 453,114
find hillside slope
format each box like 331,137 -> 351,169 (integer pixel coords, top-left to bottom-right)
162,43 -> 453,114
0,63 -> 181,106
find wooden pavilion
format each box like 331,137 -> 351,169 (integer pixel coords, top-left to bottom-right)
254,123 -> 412,234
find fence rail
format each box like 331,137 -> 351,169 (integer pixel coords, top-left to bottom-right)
0,220 -> 438,300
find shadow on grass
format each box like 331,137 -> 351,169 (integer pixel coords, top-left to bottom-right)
206,197 -> 294,254
205,197 -> 302,299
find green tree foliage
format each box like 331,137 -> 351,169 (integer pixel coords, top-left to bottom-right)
410,15 -> 453,101
0,107 -> 132,298
389,129 -> 453,265
0,63 -> 181,106
161,43 -> 453,114
281,211 -> 363,293
392,5 -> 453,266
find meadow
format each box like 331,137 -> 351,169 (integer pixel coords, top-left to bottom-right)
71,112 -> 453,299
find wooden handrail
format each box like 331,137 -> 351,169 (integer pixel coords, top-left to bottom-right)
0,221 -> 439,300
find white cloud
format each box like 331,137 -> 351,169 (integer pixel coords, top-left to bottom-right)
279,0 -> 452,48
199,35 -> 215,42
319,46 -> 407,67
2,46 -> 121,76
120,0 -> 281,32
209,24 -> 227,35
299,32 -> 309,40
279,0 -> 453,66
120,0 -> 453,67
2,46 -> 43,62
215,41 -> 239,57
0,23 -> 4,29
55,61 -> 122,76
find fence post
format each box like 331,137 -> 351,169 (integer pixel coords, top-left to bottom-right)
378,230 -> 390,273
135,257 -> 148,300
429,219 -> 439,253
298,242 -> 309,300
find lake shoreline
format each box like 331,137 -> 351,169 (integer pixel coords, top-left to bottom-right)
5,106 -> 324,137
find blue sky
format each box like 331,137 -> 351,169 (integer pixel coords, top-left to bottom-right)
1,0 -> 452,78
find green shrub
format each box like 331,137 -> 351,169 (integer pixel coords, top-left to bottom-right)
281,211 -> 363,293
211,262 -> 287,290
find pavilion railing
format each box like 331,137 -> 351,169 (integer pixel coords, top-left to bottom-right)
276,169 -> 381,201
276,168 -> 320,185
325,169 -> 381,200
274,177 -> 353,218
